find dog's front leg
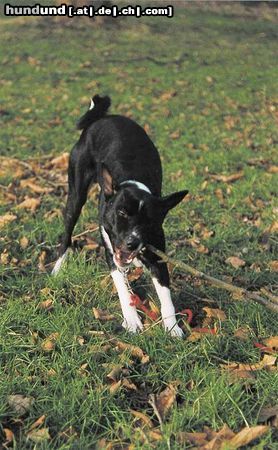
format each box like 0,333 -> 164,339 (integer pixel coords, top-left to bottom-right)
152,276 -> 184,338
111,270 -> 143,333
141,244 -> 184,338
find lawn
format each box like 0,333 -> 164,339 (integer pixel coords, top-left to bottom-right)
0,2 -> 277,449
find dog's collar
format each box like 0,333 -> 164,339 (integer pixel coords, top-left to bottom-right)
119,180 -> 151,194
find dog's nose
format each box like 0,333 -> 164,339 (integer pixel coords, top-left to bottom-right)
126,236 -> 140,251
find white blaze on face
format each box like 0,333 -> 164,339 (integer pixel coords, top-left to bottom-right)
152,278 -> 184,338
111,269 -> 143,333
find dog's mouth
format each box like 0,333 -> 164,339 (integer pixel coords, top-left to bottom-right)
114,247 -> 141,267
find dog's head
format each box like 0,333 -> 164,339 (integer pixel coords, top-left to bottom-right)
101,165 -> 188,268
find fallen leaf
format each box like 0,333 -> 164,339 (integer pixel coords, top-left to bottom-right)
115,340 -> 150,364
0,213 -> 17,228
225,256 -> 246,269
8,394 -> 34,415
93,307 -> 116,321
269,261 -> 278,272
17,197 -> 40,212
258,405 -> 278,427
210,171 -> 244,183
159,90 -> 177,101
234,327 -> 251,341
48,153 -> 69,170
3,428 -> 15,444
27,427 -> 51,443
107,365 -> 123,382
221,354 -> 276,372
130,410 -> 153,429
20,178 -> 52,194
177,431 -> 208,446
263,336 -> 278,350
225,425 -> 269,449
28,414 -> 46,431
268,165 -> 278,174
38,250 -> 47,272
122,378 -> 138,391
41,332 -> 59,352
203,307 -> 227,322
38,299 -> 53,311
109,380 -> 122,394
19,236 -> 29,249
149,384 -> 176,422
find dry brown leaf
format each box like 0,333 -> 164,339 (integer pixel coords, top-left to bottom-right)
0,213 -> 17,228
48,153 -> 69,170
0,157 -> 25,179
3,428 -> 15,443
269,261 -> 278,272
122,378 -> 138,391
19,236 -> 29,249
107,365 -> 122,382
258,405 -> 278,427
115,340 -> 150,364
8,394 -> 34,415
159,90 -> 177,101
38,250 -> 47,272
109,380 -> 122,394
225,256 -> 246,269
149,384 -> 176,422
130,410 -> 153,429
17,197 -> 40,212
41,332 -> 59,352
27,427 -> 51,443
177,431 -> 208,446
28,415 -> 46,432
203,307 -> 227,321
227,369 -> 256,383
210,171 -> 244,183
20,178 -> 53,194
221,354 -> 276,372
268,165 -> 278,174
38,299 -> 53,311
263,336 -> 278,350
234,327 -> 251,341
225,425 -> 269,449
93,307 -> 116,321
0,250 -> 9,265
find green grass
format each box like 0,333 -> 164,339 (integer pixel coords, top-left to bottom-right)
0,4 -> 278,449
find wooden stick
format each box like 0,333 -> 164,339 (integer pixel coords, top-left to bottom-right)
147,245 -> 278,313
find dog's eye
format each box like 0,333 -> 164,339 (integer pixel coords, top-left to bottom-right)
118,210 -> 128,219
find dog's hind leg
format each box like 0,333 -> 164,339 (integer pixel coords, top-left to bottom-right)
52,148 -> 96,275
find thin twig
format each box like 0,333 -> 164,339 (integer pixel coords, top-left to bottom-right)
72,227 -> 99,240
147,245 -> 278,313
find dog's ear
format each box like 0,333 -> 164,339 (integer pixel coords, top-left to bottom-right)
101,164 -> 114,198
160,190 -> 188,216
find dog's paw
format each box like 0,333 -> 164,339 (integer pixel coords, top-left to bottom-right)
122,314 -> 143,333
164,321 -> 184,338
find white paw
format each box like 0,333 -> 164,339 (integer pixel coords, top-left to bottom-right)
122,314 -> 143,333
164,321 -> 184,338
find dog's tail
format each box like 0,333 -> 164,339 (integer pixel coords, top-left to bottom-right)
76,94 -> 111,130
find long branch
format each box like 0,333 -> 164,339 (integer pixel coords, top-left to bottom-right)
147,245 -> 278,313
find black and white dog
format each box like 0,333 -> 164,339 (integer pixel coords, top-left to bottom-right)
52,95 -> 188,337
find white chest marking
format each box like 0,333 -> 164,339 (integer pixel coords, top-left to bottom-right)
101,226 -> 113,254
89,98 -> 94,110
152,278 -> 184,338
120,180 -> 151,194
